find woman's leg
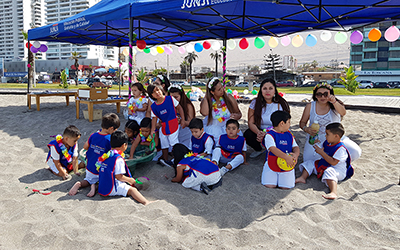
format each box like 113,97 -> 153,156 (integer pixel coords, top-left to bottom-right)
244,129 -> 263,151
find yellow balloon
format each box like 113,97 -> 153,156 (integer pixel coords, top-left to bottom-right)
277,157 -> 295,171
268,37 -> 278,48
122,48 -> 129,56
156,46 -> 164,54
292,35 -> 303,47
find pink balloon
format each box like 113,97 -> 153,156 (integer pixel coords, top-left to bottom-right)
384,26 -> 400,42
350,30 -> 363,44
178,46 -> 186,54
164,46 -> 173,55
281,35 -> 291,46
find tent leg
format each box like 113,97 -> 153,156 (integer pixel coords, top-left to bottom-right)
128,17 -> 134,98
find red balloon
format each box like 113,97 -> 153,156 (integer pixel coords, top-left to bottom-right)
203,41 -> 211,50
26,42 -> 32,49
239,38 -> 249,50
136,40 -> 147,50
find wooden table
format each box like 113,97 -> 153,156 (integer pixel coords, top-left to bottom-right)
27,91 -> 77,111
76,98 -> 129,122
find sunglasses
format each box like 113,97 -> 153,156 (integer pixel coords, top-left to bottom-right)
315,92 -> 329,97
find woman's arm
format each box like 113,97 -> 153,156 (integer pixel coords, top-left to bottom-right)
176,104 -> 186,128
185,103 -> 195,126
299,103 -> 311,134
248,107 -> 260,134
329,95 -> 346,116
228,94 -> 242,120
200,98 -> 209,117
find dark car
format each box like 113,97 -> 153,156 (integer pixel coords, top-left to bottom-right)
86,77 -> 101,87
330,80 -> 345,88
300,81 -> 319,87
190,81 -> 206,86
276,81 -> 294,87
374,82 -> 391,88
388,81 -> 400,88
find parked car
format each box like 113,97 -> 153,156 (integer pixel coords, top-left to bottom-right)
86,77 -> 101,87
359,80 -> 374,89
190,81 -> 206,86
67,79 -> 76,85
170,80 -> 188,86
300,81 -> 319,87
276,81 -> 294,87
330,80 -> 345,88
374,82 -> 391,88
236,82 -> 249,87
388,81 -> 400,88
253,83 -> 260,88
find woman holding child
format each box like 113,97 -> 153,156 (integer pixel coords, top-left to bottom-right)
244,78 -> 290,158
200,77 -> 242,142
299,83 -> 361,162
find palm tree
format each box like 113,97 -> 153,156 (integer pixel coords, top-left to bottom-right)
69,51 -> 82,86
210,51 -> 222,77
21,30 -> 35,88
184,52 -> 198,84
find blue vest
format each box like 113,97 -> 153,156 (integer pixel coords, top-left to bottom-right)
266,130 -> 294,172
86,132 -> 111,175
47,139 -> 76,171
191,132 -> 214,154
151,95 -> 179,135
179,156 -> 220,179
98,153 -> 132,196
219,134 -> 245,159
315,141 -> 353,179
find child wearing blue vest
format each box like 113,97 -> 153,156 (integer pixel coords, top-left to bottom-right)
212,119 -> 247,176
69,113 -> 120,196
188,118 -> 214,157
262,111 -> 299,189
296,123 -> 354,200
172,144 -> 222,195
97,131 -> 150,205
46,125 -> 82,180
147,84 -> 185,167
128,117 -> 159,159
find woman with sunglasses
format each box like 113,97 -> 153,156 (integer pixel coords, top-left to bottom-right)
299,83 -> 361,162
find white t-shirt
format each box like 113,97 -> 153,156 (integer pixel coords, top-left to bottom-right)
264,132 -> 298,151
249,99 -> 282,129
127,96 -> 148,121
330,146 -> 348,174
49,143 -> 78,160
113,157 -> 128,189
151,96 -> 179,118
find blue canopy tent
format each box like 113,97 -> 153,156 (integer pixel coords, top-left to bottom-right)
28,0 -> 400,92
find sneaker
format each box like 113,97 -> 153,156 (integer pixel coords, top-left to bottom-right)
249,150 -> 265,158
219,167 -> 229,176
158,159 -> 173,168
200,182 -> 210,195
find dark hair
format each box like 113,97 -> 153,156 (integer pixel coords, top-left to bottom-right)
131,82 -> 147,97
253,78 -> 290,128
205,78 -> 236,125
110,130 -> 128,148
173,143 -> 190,169
226,119 -> 239,129
125,120 -> 140,135
140,117 -> 152,129
188,118 -> 203,130
326,122 -> 345,137
169,86 -> 194,122
63,125 -> 81,138
157,74 -> 170,93
101,113 -> 120,130
147,84 -> 163,101
312,84 -> 344,112
270,110 -> 291,127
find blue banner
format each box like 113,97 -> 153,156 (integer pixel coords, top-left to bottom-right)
4,72 -> 28,77
0,58 -> 3,77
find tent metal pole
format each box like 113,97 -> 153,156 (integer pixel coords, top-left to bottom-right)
27,40 -> 31,106
129,17 -> 133,97
222,35 -> 227,85
118,45 -> 121,97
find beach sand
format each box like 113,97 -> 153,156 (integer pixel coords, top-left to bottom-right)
0,94 -> 399,249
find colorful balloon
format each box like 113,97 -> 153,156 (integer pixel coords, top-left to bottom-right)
39,44 -> 48,52
32,41 -> 41,48
292,35 -> 303,47
384,26 -> 400,42
136,46 -> 143,52
30,46 -> 38,53
305,34 -> 317,47
281,35 -> 291,46
136,40 -> 147,50
25,42 -> 32,49
251,90 -> 258,95
268,37 -> 278,48
254,37 -> 265,49
211,41 -> 221,51
227,89 -> 233,94
203,41 -> 211,50
227,39 -> 236,50
164,46 -> 173,55
243,89 -> 249,95
186,43 -> 195,53
194,43 -> 203,52
368,28 -> 381,42
232,90 -> 238,95
239,38 -> 249,50
320,31 -> 332,42
143,47 -> 150,54
122,48 -> 129,56
334,32 -> 348,44
156,46 -> 164,54
150,47 -> 158,56
350,30 -> 363,44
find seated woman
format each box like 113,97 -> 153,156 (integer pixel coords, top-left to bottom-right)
244,78 -> 290,158
299,83 -> 362,162
200,77 -> 242,142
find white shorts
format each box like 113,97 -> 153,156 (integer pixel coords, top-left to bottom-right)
321,166 -> 346,186
159,129 -> 179,149
47,159 -> 63,174
261,161 -> 295,189
84,170 -> 99,185
109,182 -> 131,197
182,171 -> 221,190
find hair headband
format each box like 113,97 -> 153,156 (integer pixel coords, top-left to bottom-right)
168,84 -> 182,91
208,77 -> 219,89
313,82 -> 332,90
157,75 -> 164,82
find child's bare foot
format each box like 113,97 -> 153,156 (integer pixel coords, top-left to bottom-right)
68,182 -> 81,196
143,200 -> 157,206
171,177 -> 179,182
295,177 -> 306,184
322,192 -> 337,200
87,188 -> 96,197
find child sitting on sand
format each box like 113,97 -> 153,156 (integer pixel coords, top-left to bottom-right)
261,111 -> 299,189
171,144 -> 222,195
295,123 -> 354,200
69,113 -> 120,196
125,119 -> 140,144
188,118 -> 214,157
97,131 -> 150,205
212,119 -> 247,176
128,117 -> 158,159
46,125 -> 82,180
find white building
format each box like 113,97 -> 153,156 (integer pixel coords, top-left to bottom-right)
0,0 -> 46,62
45,0 -> 118,62
282,55 -> 297,71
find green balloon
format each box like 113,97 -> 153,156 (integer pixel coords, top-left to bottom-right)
254,37 -> 265,49
252,90 -> 258,95
144,47 -> 150,53
186,91 -> 191,99
227,89 -> 233,94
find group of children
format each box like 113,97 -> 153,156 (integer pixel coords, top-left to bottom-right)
46,80 -> 354,203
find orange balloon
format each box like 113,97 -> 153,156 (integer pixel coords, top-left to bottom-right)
368,28 -> 381,42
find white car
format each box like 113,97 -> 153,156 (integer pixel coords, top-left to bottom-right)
359,80 -> 374,89
67,79 -> 76,85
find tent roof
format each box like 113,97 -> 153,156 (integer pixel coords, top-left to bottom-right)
28,0 -> 400,47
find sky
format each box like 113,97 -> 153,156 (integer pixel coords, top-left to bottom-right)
134,30 -> 351,73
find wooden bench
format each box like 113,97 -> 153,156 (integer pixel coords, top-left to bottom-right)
27,91 -> 77,111
76,98 -> 129,122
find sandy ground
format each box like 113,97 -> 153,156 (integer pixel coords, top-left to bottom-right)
0,94 -> 399,249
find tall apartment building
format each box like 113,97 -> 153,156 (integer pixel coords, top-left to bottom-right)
0,0 -> 46,62
45,0 -> 118,61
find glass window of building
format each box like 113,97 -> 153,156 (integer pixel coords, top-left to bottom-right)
376,61 -> 388,68
389,51 -> 400,58
364,52 -> 376,59
351,55 -> 362,61
378,51 -> 388,58
378,41 -> 389,48
389,61 -> 400,69
364,42 -> 376,49
363,62 -> 376,69
352,45 -> 362,52
389,41 -> 400,47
